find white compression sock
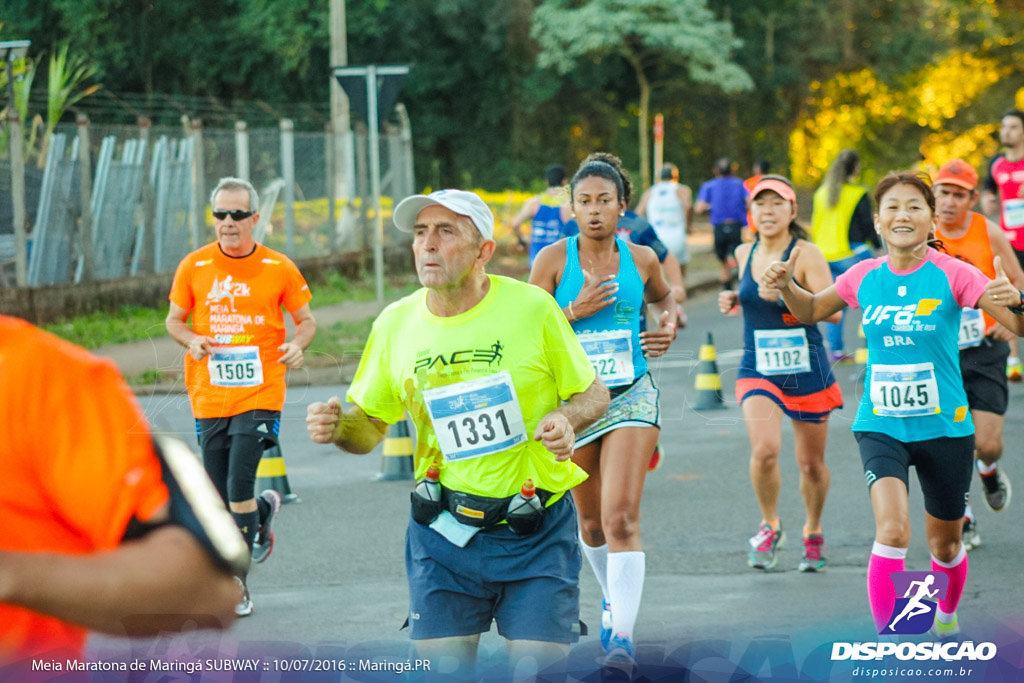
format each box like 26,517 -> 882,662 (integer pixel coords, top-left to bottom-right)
607,551 -> 646,640
578,533 -> 611,603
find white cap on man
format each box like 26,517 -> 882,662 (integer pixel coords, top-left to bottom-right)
393,189 -> 495,240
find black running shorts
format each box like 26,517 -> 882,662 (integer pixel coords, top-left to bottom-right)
713,221 -> 744,263
195,409 -> 281,451
855,431 -> 974,521
960,336 -> 1010,415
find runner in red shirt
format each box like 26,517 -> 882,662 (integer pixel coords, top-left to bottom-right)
981,108 -> 1024,381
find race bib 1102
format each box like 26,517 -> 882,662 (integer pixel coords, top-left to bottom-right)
754,328 -> 811,376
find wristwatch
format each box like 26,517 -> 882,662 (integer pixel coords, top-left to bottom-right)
1008,291 -> 1024,315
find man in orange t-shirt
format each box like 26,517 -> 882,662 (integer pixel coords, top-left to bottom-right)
166,177 -> 316,617
934,159 -> 1024,551
0,316 -> 240,667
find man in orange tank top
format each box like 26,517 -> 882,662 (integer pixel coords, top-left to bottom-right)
934,159 -> 1024,550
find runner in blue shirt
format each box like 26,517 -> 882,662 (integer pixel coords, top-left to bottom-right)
695,157 -> 749,290
760,171 -> 1024,639
509,164 -> 571,267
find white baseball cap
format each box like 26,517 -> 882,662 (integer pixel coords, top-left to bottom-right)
393,189 -> 495,240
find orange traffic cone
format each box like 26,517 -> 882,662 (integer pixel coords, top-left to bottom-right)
694,332 -> 725,410
256,443 -> 300,504
376,418 -> 415,481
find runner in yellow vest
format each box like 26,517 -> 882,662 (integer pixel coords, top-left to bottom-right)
810,150 -> 879,363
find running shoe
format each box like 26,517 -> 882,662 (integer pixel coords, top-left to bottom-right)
603,633 -> 637,673
748,522 -> 785,570
234,576 -> 253,617
798,533 -> 827,572
676,305 -> 688,330
931,613 -> 960,639
252,489 -> 283,563
647,444 -> 663,472
979,467 -> 1011,512
962,518 -> 981,552
1007,358 -> 1023,383
600,599 -> 614,652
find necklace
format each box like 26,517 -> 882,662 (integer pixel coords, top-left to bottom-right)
579,240 -> 618,276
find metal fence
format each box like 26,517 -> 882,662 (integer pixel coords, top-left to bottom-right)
27,134 -> 79,286
150,136 -> 194,274
0,118 -> 415,287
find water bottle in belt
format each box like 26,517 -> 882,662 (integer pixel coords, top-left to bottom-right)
506,478 -> 545,535
411,463 -> 443,524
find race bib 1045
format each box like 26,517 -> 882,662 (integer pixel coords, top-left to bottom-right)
869,362 -> 940,417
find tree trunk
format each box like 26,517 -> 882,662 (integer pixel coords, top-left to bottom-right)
631,57 -> 651,193
841,0 -> 855,66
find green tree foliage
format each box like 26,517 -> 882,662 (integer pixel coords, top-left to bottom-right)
532,0 -> 752,188
1,0 -> 1021,192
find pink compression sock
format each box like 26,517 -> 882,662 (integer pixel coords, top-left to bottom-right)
931,546 -> 968,615
868,543 -> 907,632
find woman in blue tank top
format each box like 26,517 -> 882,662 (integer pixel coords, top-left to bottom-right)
530,153 -> 676,668
718,175 -> 842,574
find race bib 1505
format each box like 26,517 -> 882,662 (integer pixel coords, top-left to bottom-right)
208,345 -> 263,387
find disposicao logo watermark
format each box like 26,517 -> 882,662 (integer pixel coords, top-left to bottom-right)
829,571 -> 998,664
882,571 -> 947,636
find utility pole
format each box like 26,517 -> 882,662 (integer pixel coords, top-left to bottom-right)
330,0 -> 353,244
333,65 -> 409,304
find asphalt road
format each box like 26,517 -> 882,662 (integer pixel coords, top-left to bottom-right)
87,290 -> 1024,682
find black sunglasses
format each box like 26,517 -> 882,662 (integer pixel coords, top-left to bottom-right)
212,209 -> 255,221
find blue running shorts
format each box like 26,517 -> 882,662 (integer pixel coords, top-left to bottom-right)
404,495 -> 582,642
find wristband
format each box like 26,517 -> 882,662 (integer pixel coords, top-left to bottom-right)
665,321 -> 678,333
567,302 -> 577,321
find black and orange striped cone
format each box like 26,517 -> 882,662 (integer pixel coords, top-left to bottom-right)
256,443 -> 301,504
376,418 -> 415,482
694,332 -> 725,410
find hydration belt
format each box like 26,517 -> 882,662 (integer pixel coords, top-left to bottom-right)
411,483 -> 554,533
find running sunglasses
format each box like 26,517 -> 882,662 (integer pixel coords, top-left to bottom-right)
212,209 -> 255,221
